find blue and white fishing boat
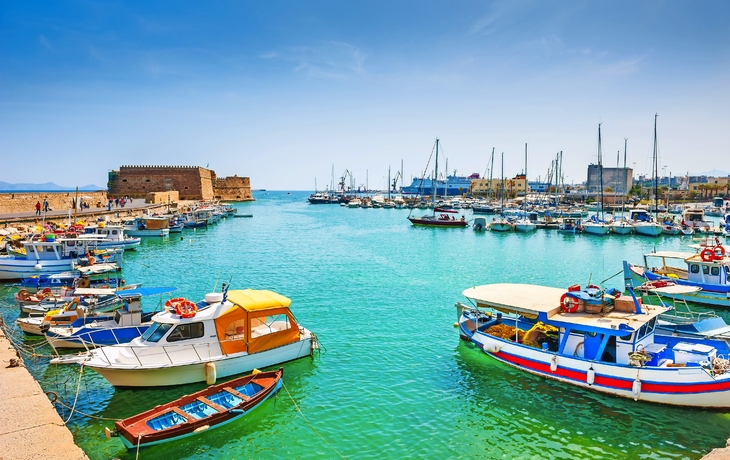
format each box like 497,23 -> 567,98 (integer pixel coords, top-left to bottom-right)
623,243 -> 730,308
45,287 -> 175,350
0,237 -> 123,281
457,283 -> 730,407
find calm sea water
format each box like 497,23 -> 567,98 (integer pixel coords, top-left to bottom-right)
2,191 -> 729,460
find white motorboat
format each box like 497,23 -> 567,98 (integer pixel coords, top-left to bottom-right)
0,237 -> 122,280
52,288 -> 317,387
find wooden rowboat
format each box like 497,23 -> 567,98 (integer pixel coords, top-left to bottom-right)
111,368 -> 283,449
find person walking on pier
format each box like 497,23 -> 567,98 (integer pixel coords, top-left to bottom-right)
43,198 -> 49,212
35,201 -> 41,216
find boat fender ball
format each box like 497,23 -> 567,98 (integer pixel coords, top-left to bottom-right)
587,368 -> 595,386
453,322 -> 458,328
34,264 -> 42,270
205,362 -> 217,385
180,236 -> 184,240
550,355 -> 558,372
632,378 -> 641,400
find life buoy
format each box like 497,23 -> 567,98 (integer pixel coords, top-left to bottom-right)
175,300 -> 198,318
714,245 -> 726,259
560,293 -> 580,313
586,284 -> 600,291
77,278 -> 90,288
165,297 -> 185,310
701,248 -> 714,262
17,289 -> 31,301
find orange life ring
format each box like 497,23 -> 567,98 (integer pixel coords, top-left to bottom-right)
175,300 -> 198,318
165,297 -> 186,309
586,284 -> 600,291
701,248 -> 714,262
560,293 -> 580,314
714,245 -> 726,260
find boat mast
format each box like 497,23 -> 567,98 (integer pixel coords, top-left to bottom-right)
433,138 -> 439,205
623,138 -> 628,216
488,148 -> 495,202
500,152 -> 505,214
598,123 -> 604,219
653,113 -> 659,220
524,143 -> 528,208
444,157 -> 448,200
388,166 -> 391,201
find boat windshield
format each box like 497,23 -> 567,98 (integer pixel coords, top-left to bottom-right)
141,322 -> 173,343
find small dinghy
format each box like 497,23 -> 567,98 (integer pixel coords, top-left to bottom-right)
110,368 -> 282,449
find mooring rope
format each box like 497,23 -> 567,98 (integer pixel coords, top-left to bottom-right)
63,364 -> 85,424
282,382 -> 346,460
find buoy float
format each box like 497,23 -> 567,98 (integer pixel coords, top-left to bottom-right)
453,322 -> 458,328
205,362 -> 217,385
34,264 -> 42,271
550,355 -> 558,372
587,368 -> 595,385
632,377 -> 642,400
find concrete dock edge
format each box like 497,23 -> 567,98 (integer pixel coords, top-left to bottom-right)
0,328 -> 88,460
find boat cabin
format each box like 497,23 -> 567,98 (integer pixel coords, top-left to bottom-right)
139,289 -> 302,356
22,238 -> 95,260
629,209 -> 653,222
461,284 -> 676,366
641,250 -> 730,286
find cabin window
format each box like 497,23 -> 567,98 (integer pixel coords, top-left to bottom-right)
167,323 -> 205,342
66,241 -> 75,247
619,332 -> 633,342
711,267 -> 720,276
224,319 -> 246,340
702,265 -> 710,275
250,314 -> 291,338
112,230 -> 118,235
690,264 -> 700,274
141,323 -> 172,343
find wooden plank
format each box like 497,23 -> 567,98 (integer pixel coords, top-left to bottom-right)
197,396 -> 226,413
223,387 -> 250,401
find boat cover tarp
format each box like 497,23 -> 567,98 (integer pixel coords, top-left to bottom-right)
215,290 -> 299,355
463,284 -> 564,317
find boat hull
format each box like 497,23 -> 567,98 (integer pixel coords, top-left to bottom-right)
116,369 -> 283,449
633,223 -> 663,236
84,337 -> 313,387
0,258 -> 75,281
461,320 -> 730,407
408,217 -> 468,228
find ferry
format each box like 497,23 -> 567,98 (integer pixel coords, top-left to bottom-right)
401,173 -> 478,197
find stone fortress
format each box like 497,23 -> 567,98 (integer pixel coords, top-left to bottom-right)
107,165 -> 253,202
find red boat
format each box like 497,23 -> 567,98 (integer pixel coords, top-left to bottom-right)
111,368 -> 283,449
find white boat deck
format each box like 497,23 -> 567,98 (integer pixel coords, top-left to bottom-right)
463,283 -> 668,330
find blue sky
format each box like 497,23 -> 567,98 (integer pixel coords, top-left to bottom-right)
1,1 -> 728,190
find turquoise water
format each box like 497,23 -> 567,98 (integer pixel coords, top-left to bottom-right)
2,191 -> 729,459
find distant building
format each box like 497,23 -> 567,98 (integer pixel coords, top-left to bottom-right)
586,165 -> 632,194
108,165 -> 253,201
471,174 -> 528,197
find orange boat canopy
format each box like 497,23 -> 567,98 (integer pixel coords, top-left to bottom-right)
214,289 -> 301,355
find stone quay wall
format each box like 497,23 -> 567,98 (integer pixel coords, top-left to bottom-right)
214,175 -> 254,201
108,165 -> 215,201
0,191 -> 108,214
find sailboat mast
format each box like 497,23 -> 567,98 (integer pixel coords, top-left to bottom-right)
500,152 -> 505,213
433,138 -> 439,204
623,138 -> 628,214
388,166 -> 391,201
653,113 -> 659,219
489,148 -> 495,202
598,123 -> 604,219
524,143 -> 528,203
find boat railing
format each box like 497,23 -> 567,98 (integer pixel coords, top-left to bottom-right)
95,340 -> 216,367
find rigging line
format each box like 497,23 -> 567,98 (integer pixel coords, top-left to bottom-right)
46,392 -> 121,421
283,382 -> 346,460
600,270 -> 624,285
